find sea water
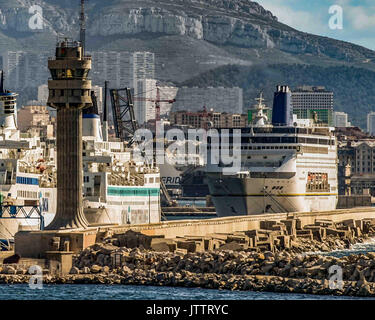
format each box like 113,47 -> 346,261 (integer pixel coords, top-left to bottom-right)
2,237 -> 375,300
2,232 -> 375,300
0,284 -> 373,300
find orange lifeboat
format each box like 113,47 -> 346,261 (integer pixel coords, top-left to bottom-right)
37,164 -> 46,173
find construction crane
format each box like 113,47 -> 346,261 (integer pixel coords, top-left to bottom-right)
133,87 -> 176,122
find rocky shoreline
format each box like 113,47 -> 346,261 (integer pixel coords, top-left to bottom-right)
2,217 -> 375,298
1,249 -> 375,297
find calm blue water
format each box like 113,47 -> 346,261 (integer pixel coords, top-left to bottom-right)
0,284 -> 373,300
3,238 -> 375,300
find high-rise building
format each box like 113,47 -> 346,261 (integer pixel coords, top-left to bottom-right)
3,51 -> 26,89
90,51 -> 119,88
2,51 -> 50,89
38,84 -> 49,104
173,87 -> 243,114
291,86 -> 334,126
89,51 -> 131,89
334,111 -> 350,127
367,112 -> 375,136
119,53 -> 131,89
88,51 -> 155,91
130,52 -> 156,124
130,52 -> 155,88
90,51 -> 107,84
135,79 -> 157,124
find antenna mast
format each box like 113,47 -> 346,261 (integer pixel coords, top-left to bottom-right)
80,0 -> 86,55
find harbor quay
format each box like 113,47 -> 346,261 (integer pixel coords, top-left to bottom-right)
5,206 -> 375,297
14,207 -> 375,258
103,207 -> 375,239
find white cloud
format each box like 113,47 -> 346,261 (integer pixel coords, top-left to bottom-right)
256,0 -> 327,34
344,5 -> 375,30
255,0 -> 375,51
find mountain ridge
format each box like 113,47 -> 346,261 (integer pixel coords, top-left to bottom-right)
0,0 -> 374,127
0,0 -> 374,64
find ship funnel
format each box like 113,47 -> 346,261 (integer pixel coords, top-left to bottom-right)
82,91 -> 103,141
272,85 -> 292,126
0,71 -> 18,131
82,113 -> 103,141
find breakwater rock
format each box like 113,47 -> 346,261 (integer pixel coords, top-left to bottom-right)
1,258 -> 375,297
2,217 -> 375,297
71,246 -> 375,284
96,217 -> 375,255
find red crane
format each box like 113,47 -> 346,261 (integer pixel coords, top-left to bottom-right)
133,87 -> 176,122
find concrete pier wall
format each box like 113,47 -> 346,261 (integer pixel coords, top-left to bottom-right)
14,207 -> 375,258
100,207 -> 375,239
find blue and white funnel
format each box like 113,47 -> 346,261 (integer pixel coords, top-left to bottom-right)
0,71 -> 18,130
82,91 -> 103,141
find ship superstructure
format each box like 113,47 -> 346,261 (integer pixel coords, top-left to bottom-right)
82,99 -> 161,225
206,86 -> 338,216
0,71 -> 57,241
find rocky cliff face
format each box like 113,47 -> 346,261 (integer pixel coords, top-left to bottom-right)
1,0 -> 375,126
0,0 -> 374,64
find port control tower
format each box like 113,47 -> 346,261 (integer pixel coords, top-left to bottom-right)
46,39 -> 92,229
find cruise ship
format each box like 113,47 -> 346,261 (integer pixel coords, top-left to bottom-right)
205,86 -> 338,216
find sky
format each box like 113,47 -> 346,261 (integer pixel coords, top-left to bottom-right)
256,0 -> 375,50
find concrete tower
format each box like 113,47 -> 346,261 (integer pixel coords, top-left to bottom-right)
46,39 -> 92,229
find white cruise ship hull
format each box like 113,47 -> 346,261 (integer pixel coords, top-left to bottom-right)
207,173 -> 337,216
206,125 -> 339,217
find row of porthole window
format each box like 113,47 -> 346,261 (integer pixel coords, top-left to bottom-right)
17,190 -> 38,199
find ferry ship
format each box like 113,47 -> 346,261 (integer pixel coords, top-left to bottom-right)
81,107 -> 161,225
159,139 -> 207,198
205,86 -> 338,216
0,71 -> 56,242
